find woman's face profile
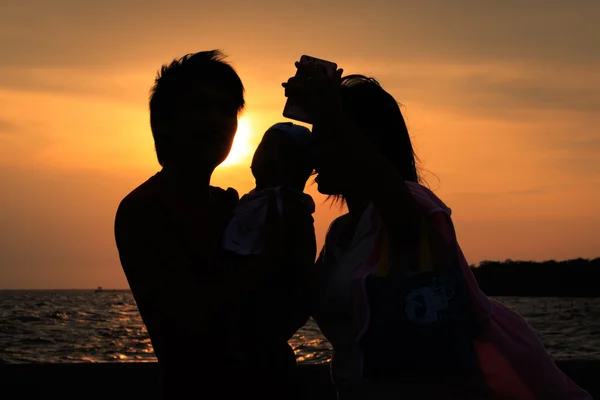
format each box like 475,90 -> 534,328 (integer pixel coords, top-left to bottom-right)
314,173 -> 337,195
313,163 -> 346,196
310,126 -> 347,196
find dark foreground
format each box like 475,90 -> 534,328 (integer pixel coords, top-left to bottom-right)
0,360 -> 597,399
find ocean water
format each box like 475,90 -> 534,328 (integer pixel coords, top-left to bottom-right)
0,290 -> 599,364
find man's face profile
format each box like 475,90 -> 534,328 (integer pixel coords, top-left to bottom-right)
172,82 -> 239,168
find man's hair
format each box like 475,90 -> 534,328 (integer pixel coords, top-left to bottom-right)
148,50 -> 245,166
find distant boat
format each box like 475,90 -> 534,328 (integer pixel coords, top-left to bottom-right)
94,286 -> 104,293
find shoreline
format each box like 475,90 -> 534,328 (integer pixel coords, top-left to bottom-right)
3,289 -> 599,298
1,360 -> 598,399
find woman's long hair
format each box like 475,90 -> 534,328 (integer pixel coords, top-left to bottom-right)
326,74 -> 421,205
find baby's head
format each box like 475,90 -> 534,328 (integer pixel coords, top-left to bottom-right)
250,122 -> 313,191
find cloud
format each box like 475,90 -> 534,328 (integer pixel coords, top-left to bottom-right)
445,188 -> 547,200
455,215 -> 600,264
537,135 -> 600,177
455,74 -> 600,113
0,164 -> 339,289
447,192 -> 503,200
0,166 -> 140,288
0,67 -> 150,106
2,59 -> 598,126
552,156 -> 600,175
0,118 -> 18,133
372,61 -> 600,119
0,1 -> 598,122
507,188 -> 547,196
553,139 -> 600,152
1,0 -> 599,289
0,116 -> 56,167
1,0 -> 599,70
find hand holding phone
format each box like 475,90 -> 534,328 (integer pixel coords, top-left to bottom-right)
282,55 -> 340,125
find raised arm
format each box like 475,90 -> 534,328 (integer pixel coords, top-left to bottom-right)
283,64 -> 421,238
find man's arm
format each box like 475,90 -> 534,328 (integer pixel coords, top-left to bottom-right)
273,190 -> 317,335
282,191 -> 317,273
284,192 -> 317,293
114,195 -> 282,335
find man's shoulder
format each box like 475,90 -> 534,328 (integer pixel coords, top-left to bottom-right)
209,185 -> 239,208
116,174 -> 164,225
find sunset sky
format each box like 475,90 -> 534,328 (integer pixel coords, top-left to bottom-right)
1,1 -> 599,289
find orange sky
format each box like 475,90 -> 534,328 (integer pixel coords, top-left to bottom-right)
1,1 -> 599,289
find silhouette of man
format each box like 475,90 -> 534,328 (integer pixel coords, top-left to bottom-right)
114,50 -> 288,399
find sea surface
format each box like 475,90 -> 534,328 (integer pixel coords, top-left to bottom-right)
0,290 -> 599,364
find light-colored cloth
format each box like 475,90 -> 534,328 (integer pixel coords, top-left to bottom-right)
314,182 -> 591,399
222,186 -> 315,256
268,122 -> 311,147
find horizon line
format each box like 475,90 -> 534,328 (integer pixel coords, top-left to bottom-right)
0,288 -> 131,291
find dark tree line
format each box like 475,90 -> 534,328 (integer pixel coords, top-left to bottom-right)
469,258 -> 600,297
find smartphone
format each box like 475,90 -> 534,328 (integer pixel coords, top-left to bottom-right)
282,55 -> 338,125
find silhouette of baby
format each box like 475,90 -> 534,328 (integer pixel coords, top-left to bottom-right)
222,122 -> 315,255
220,122 -> 317,379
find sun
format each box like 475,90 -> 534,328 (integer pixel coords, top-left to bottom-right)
221,116 -> 253,167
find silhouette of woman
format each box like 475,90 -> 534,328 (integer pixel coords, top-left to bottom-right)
283,64 -> 592,400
